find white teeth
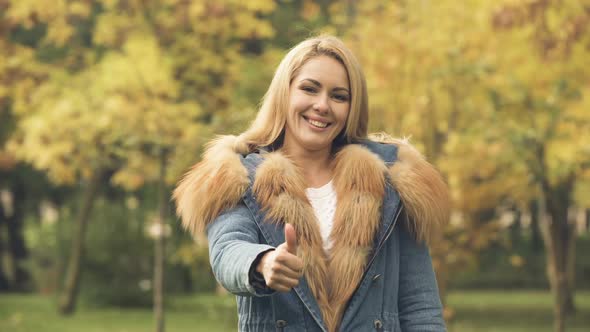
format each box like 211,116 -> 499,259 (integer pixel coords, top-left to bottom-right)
307,118 -> 328,128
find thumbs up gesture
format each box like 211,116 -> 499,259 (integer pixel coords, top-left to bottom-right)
256,223 -> 304,292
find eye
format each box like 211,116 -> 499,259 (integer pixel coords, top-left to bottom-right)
300,85 -> 317,93
333,93 -> 350,102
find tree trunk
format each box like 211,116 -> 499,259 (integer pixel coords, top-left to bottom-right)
509,205 -> 522,245
54,205 -> 65,295
538,197 -> 564,332
529,200 -> 543,252
539,177 -> 577,332
6,184 -> 30,291
0,203 -> 10,291
0,181 -> 30,292
58,171 -> 102,315
154,150 -> 167,332
564,215 -> 576,315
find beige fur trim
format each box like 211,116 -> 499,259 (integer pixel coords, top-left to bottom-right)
252,145 -> 388,332
328,145 -> 387,330
388,140 -> 450,244
173,136 -> 449,331
172,136 -> 250,236
253,152 -> 334,329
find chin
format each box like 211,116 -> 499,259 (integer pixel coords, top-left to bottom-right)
301,139 -> 334,152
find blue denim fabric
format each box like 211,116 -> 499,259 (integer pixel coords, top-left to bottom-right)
205,140 -> 446,331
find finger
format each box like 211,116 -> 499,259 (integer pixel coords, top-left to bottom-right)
272,284 -> 293,293
272,263 -> 302,279
284,223 -> 298,255
266,253 -> 302,278
281,254 -> 305,273
274,246 -> 304,273
267,276 -> 300,292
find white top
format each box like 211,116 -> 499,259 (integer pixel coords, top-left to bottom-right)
305,180 -> 337,252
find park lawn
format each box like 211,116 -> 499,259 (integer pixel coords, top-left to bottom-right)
0,293 -> 238,332
447,290 -> 590,332
0,290 -> 589,332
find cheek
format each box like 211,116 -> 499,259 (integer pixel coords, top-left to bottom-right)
289,94 -> 307,114
286,100 -> 303,127
335,105 -> 350,124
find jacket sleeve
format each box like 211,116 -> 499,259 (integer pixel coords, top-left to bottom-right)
398,221 -> 446,331
206,202 -> 276,297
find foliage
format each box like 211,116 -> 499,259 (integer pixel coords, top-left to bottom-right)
449,235 -> 590,290
170,241 -> 217,293
22,192 -> 205,306
3,0 -> 277,187
80,197 -> 155,307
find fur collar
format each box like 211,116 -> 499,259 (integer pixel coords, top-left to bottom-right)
173,135 -> 449,332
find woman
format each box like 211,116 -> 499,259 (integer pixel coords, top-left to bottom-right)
174,35 -> 449,332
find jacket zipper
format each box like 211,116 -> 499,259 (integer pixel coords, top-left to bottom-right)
369,204 -> 403,272
350,204 -> 404,301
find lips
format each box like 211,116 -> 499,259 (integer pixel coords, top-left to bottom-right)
303,115 -> 331,129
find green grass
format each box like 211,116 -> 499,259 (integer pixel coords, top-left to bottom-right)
0,294 -> 237,332
447,290 -> 590,332
0,291 -> 589,331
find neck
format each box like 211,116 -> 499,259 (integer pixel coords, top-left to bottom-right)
279,144 -> 333,188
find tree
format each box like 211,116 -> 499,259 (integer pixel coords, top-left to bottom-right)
0,4 -> 54,292
2,1 -> 276,324
488,1 -> 590,331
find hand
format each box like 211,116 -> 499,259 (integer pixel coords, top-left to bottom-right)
256,223 -> 304,292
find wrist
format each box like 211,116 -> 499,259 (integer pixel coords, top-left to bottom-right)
256,251 -> 270,274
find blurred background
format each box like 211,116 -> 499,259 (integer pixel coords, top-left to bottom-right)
0,0 -> 589,331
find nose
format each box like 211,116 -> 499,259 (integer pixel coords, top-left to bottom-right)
312,93 -> 330,114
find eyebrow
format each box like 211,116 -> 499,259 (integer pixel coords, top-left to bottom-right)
301,78 -> 350,93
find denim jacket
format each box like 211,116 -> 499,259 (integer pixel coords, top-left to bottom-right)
174,136 -> 449,332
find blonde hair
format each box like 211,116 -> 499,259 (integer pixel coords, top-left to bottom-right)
240,35 -> 369,151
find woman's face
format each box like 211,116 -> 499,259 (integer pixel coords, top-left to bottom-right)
283,55 -> 351,155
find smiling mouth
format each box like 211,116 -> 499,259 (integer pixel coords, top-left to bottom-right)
303,115 -> 331,128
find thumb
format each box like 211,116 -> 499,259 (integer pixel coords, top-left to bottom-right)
284,223 -> 298,255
